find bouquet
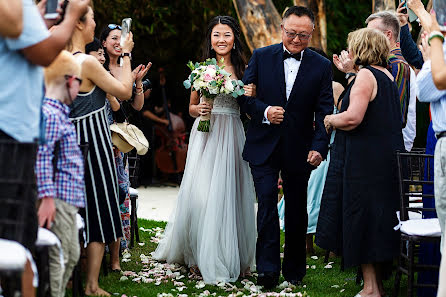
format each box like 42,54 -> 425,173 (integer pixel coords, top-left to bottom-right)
183,58 -> 245,132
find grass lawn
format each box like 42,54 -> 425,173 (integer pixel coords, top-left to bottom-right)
79,219 -> 410,297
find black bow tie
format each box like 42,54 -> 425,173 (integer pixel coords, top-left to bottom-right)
283,51 -> 302,61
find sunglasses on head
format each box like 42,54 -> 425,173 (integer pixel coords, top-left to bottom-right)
108,24 -> 122,30
65,75 -> 82,85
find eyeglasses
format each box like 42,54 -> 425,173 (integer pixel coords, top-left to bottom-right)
108,24 -> 122,30
282,27 -> 312,41
65,75 -> 83,85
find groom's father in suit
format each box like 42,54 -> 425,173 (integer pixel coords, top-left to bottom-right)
239,6 -> 333,289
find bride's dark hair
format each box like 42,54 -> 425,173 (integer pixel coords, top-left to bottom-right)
202,16 -> 247,80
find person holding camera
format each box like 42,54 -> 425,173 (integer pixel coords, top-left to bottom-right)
66,4 -> 137,295
99,24 -> 151,270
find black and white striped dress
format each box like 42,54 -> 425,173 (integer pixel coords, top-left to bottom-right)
70,54 -> 123,244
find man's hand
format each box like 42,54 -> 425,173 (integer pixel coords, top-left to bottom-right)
307,150 -> 323,167
38,197 -> 56,229
396,1 -> 409,27
333,50 -> 355,74
267,106 -> 285,124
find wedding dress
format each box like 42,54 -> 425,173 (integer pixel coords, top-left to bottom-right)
153,93 -> 257,284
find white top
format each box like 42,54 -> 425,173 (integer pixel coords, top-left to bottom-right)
263,47 -> 304,124
402,68 -> 417,151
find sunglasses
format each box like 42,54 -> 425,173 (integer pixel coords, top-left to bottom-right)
108,24 -> 122,30
65,75 -> 83,85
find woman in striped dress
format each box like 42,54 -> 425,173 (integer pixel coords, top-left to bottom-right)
67,6 -> 135,296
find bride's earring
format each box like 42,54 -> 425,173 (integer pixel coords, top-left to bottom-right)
233,44 -> 236,50
211,47 -> 214,51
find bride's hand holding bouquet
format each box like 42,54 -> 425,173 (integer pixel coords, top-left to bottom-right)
183,58 -> 245,132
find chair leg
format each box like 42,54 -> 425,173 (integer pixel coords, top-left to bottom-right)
101,253 -> 108,277
36,246 -> 51,297
392,239 -> 404,297
134,197 -> 139,243
71,263 -> 80,297
407,240 -> 415,297
130,195 -> 136,248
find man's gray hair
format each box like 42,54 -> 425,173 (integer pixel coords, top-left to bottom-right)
365,11 -> 400,42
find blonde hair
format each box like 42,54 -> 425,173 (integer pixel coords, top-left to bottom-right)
347,28 -> 390,67
44,50 -> 81,86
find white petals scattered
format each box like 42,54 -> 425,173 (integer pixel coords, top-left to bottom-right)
138,242 -> 145,246
311,265 -> 316,269
310,256 -> 318,260
119,276 -> 128,281
195,281 -> 206,289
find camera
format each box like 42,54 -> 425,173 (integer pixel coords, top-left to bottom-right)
55,0 -> 69,25
141,79 -> 153,91
132,79 -> 152,99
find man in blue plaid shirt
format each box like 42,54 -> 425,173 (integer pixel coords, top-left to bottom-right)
36,51 -> 85,297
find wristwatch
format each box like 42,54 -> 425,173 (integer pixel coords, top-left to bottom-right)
121,52 -> 132,60
345,72 -> 356,80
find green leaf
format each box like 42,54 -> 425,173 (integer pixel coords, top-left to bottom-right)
238,80 -> 245,87
209,81 -> 217,87
194,62 -> 200,69
211,58 -> 217,65
187,61 -> 195,71
232,91 -> 238,98
237,89 -> 245,96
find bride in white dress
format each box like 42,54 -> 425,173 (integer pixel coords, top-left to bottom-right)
153,16 -> 257,284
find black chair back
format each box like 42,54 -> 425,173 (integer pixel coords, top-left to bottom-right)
0,140 -> 37,244
396,150 -> 435,221
127,150 -> 140,188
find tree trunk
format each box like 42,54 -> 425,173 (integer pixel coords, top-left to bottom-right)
232,0 -> 283,52
373,0 -> 395,12
294,0 -> 327,52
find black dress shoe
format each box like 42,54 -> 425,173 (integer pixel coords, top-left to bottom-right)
257,273 -> 279,289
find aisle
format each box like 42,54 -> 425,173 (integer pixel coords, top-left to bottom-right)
136,186 -> 179,221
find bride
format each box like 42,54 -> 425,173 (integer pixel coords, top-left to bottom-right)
153,15 -> 257,284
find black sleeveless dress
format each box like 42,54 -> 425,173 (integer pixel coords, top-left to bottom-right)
315,66 -> 405,268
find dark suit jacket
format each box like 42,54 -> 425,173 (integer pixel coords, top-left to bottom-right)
239,43 -> 333,172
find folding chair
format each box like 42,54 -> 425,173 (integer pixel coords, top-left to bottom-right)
392,151 -> 441,297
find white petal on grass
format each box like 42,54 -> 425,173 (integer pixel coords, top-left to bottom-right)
310,256 -> 318,260
311,265 -> 316,269
119,276 -> 128,281
324,264 -> 333,269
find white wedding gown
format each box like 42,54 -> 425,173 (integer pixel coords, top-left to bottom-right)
153,93 -> 257,284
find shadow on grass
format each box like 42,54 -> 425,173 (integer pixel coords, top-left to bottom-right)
67,219 -> 409,297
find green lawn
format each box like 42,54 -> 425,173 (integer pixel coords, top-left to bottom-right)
80,219 -> 409,297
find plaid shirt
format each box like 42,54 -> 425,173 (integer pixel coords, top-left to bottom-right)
36,97 -> 85,208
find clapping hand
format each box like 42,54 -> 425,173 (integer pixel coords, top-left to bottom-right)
133,62 -> 152,83
333,50 -> 355,74
267,106 -> 285,124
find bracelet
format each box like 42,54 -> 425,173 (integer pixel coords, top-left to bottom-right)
428,31 -> 445,46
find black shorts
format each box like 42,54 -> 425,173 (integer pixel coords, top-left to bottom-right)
0,130 -> 38,252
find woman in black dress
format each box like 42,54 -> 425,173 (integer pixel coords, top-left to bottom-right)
316,28 -> 404,297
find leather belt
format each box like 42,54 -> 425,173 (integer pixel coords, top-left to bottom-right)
437,131 -> 446,139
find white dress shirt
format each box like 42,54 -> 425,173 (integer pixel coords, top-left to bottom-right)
402,68 -> 417,151
263,47 -> 304,124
